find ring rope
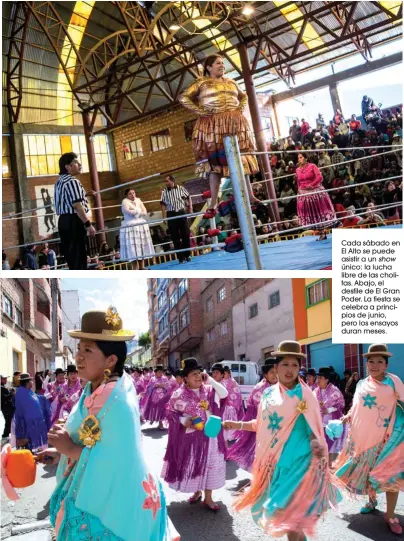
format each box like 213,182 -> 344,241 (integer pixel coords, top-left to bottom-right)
2,148 -> 398,222
3,173 -> 401,251
241,145 -> 402,155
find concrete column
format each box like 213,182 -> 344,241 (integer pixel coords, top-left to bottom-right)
82,110 -> 106,246
9,123 -> 34,245
238,43 -> 280,222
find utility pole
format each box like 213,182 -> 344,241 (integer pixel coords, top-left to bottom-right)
51,279 -> 58,370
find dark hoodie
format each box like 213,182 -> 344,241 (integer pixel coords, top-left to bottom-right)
24,247 -> 38,270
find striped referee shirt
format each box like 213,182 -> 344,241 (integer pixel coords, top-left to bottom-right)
54,174 -> 89,215
160,185 -> 190,212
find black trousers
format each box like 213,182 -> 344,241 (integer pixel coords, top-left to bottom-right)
58,214 -> 88,270
167,211 -> 190,262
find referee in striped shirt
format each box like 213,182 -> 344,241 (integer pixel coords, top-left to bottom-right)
160,175 -> 192,263
54,152 -> 96,269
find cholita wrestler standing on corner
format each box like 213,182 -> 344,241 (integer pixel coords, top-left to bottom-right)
179,54 -> 260,219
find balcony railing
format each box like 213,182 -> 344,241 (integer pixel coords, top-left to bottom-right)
26,311 -> 52,342
156,278 -> 169,292
158,326 -> 169,344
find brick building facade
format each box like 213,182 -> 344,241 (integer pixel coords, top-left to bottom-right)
147,279 -> 274,371
200,279 -> 235,366
0,278 -> 64,383
167,278 -> 203,369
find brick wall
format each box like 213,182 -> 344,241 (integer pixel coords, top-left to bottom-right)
112,107 -> 197,213
0,278 -> 63,379
168,279 -> 203,359
201,279 -> 235,365
231,279 -> 273,305
2,171 -> 120,265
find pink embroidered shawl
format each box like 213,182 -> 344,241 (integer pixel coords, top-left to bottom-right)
235,379 -> 340,529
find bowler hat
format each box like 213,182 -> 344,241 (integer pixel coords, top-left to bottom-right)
262,358 -> 276,374
363,344 -> 392,358
307,368 -> 316,377
181,358 -> 203,377
69,306 -> 135,342
317,367 -> 332,379
66,364 -> 78,374
154,364 -> 165,372
54,368 -> 66,376
273,340 -> 306,359
19,373 -> 33,382
211,363 -> 225,374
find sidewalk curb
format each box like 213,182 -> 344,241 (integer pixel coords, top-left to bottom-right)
11,520 -> 51,536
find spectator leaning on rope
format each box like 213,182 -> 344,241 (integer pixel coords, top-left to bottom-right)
54,153 -> 96,270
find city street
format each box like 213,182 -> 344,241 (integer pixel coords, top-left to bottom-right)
2,424 -> 403,541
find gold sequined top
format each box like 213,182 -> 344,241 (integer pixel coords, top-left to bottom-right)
179,76 -> 248,116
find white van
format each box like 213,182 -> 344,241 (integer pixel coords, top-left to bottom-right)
218,361 -> 260,404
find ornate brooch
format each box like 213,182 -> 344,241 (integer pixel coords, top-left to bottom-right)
105,306 -> 121,328
296,400 -> 308,414
199,400 -> 209,410
78,415 -> 102,448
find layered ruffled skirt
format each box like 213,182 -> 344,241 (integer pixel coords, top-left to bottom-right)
192,110 -> 259,176
297,187 -> 337,229
249,415 -> 342,537
335,403 -> 404,495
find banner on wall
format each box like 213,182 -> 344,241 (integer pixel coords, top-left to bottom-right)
34,185 -> 58,239
34,184 -> 93,238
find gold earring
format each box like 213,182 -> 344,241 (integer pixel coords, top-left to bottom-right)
103,369 -> 111,383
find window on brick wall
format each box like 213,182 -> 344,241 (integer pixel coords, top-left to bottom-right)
179,307 -> 189,330
306,279 -> 330,307
23,134 -> 110,176
184,120 -> 197,142
249,303 -> 258,319
217,285 -> 226,303
123,138 -> 143,160
158,315 -> 168,335
3,295 -> 12,318
150,129 -> 172,152
14,307 -> 23,327
169,289 -> 178,310
2,135 -> 11,178
170,317 -> 179,337
269,291 -> 280,309
178,279 -> 188,298
207,327 -> 215,342
220,320 -> 228,336
206,297 -> 213,312
158,292 -> 167,309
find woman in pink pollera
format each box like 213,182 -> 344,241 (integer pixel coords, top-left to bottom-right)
295,153 -> 336,241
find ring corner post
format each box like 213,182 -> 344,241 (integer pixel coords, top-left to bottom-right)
224,135 -> 263,270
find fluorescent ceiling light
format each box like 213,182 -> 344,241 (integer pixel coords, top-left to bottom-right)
242,5 -> 254,16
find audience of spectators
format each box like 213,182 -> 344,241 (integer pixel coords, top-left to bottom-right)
6,98 -> 402,268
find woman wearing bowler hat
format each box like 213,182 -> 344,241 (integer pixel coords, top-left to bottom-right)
226,341 -> 341,541
227,358 -> 278,473
14,372 -> 49,451
36,306 -> 179,541
313,367 -> 346,464
161,357 -> 228,511
142,365 -> 171,430
50,365 -> 83,426
221,365 -> 244,443
335,344 -> 404,535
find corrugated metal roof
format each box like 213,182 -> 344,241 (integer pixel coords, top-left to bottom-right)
2,0 -> 402,127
